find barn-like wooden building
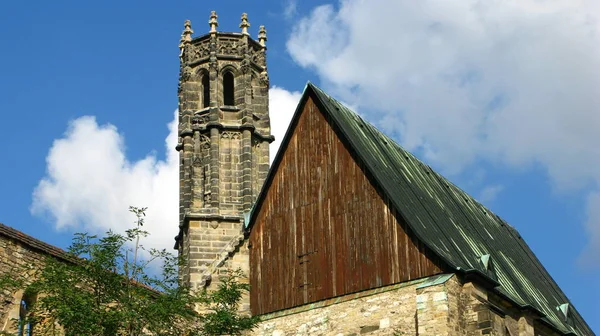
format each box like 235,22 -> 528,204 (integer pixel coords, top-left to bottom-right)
244,83 -> 593,335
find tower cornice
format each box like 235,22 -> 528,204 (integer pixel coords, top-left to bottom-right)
176,13 -> 271,296
178,122 -> 274,143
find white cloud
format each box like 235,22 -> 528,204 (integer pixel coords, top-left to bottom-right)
581,192 -> 600,265
283,0 -> 298,20
269,86 -> 302,162
31,112 -> 180,253
287,0 -> 600,264
479,184 -> 504,203
31,87 -> 301,253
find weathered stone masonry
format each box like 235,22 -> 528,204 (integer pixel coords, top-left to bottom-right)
174,13 -> 273,293
251,274 -> 542,336
0,223 -> 555,336
0,223 -> 74,333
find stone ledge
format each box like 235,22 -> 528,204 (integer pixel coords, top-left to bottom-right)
185,213 -> 243,222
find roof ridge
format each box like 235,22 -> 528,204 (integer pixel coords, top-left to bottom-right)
0,222 -> 163,295
0,222 -> 76,263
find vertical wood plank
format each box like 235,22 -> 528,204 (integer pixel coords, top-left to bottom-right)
249,96 -> 445,315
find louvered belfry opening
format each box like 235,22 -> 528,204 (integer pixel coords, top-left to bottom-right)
223,71 -> 235,106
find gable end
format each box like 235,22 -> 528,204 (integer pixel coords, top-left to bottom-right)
249,94 -> 445,315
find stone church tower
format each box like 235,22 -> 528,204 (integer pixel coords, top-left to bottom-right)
174,12 -> 273,291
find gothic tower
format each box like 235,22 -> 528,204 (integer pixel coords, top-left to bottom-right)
174,12 -> 272,292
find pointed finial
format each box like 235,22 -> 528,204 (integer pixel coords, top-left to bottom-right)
209,11 -> 218,33
179,20 -> 194,49
240,13 -> 250,35
258,25 -> 267,47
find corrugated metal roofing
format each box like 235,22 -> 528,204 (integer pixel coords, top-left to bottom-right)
301,83 -> 593,335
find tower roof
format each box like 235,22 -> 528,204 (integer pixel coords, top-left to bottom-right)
246,82 -> 594,336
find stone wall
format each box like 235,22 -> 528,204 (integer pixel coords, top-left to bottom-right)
459,281 -> 541,336
250,274 -> 541,336
0,223 -> 564,336
0,223 -> 72,333
182,217 -> 245,288
176,27 -> 272,297
251,274 -> 457,336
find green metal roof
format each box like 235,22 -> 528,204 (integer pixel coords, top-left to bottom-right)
246,82 -> 593,335
303,82 -> 593,335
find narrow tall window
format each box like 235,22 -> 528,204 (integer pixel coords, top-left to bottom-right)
223,71 -> 235,106
18,293 -> 35,336
202,74 -> 210,108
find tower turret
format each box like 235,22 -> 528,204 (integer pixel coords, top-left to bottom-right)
175,13 -> 273,295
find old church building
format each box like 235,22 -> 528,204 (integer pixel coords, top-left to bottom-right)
1,12 -> 595,336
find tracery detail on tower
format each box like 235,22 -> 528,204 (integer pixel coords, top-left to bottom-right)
191,114 -> 209,127
175,12 -> 274,293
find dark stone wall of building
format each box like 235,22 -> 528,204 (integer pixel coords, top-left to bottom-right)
0,224 -> 72,333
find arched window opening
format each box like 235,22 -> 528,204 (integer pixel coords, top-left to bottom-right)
223,71 -> 235,106
201,74 -> 210,108
18,293 -> 35,336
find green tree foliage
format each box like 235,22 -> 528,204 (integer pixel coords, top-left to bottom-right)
1,207 -> 258,336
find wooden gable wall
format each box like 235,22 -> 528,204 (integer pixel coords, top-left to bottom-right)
249,96 -> 445,315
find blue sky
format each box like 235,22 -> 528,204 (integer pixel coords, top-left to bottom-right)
0,0 -> 598,331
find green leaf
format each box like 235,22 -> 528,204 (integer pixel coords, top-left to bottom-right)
4,206 -> 258,336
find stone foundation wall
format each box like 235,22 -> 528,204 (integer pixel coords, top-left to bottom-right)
251,275 -> 459,336
249,274 -> 541,336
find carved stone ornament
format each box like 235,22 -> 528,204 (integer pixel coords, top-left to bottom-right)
240,59 -> 250,74
183,44 -> 194,63
199,134 -> 210,149
198,43 -> 210,58
221,131 -> 240,140
259,71 -> 269,87
183,43 -> 211,64
251,49 -> 265,67
193,156 -> 203,166
218,40 -> 240,55
192,114 -> 210,126
180,66 -> 193,82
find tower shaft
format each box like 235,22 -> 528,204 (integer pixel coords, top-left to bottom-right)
175,14 -> 272,293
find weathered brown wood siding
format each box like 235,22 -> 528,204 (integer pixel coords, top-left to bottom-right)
249,96 -> 444,315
